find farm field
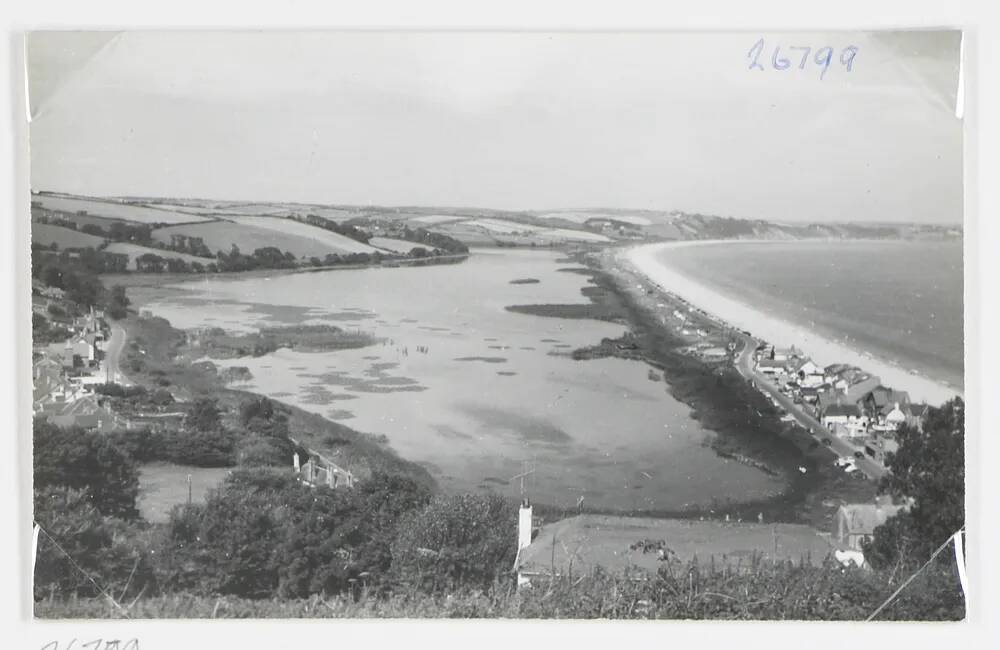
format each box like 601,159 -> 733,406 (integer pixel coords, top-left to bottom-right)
532,228 -> 611,243
426,221 -> 501,245
536,211 -> 654,226
31,222 -> 105,249
137,462 -> 232,523
152,220 -> 363,258
139,203 -> 234,215
469,217 -> 546,234
37,211 -> 136,231
32,194 -> 212,225
408,214 -> 468,225
103,243 -> 216,269
368,236 -> 429,254
449,218 -> 612,244
226,216 -> 379,255
302,207 -> 368,222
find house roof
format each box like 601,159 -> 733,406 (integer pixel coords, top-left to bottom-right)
758,357 -> 787,369
837,504 -> 904,537
517,515 -> 834,576
791,357 -> 818,372
33,374 -> 72,401
868,386 -> 911,409
823,403 -> 862,418
51,394 -> 101,417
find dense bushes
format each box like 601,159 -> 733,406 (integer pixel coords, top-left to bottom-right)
93,382 -> 150,399
33,420 -> 141,520
31,252 -> 106,309
32,420 -> 153,602
294,214 -> 372,244
390,493 -> 517,593
33,486 -> 154,602
155,469 -> 432,599
396,225 -> 469,254
32,312 -> 72,344
865,398 -> 965,570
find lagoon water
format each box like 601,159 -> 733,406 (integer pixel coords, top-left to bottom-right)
133,248 -> 783,511
658,240 -> 964,391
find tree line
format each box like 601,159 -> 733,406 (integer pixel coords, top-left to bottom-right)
32,395 -> 965,619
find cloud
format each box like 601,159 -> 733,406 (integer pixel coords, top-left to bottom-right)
27,31 -> 962,223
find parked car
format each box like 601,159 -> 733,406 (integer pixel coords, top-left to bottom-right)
853,451 -> 865,459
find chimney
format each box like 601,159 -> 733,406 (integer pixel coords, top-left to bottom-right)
518,498 -> 533,550
293,452 -> 300,472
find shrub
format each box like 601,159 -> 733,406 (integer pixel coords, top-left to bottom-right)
33,486 -> 154,601
235,435 -> 298,468
184,397 -> 222,433
33,419 -> 140,519
390,493 -> 517,593
166,429 -> 237,467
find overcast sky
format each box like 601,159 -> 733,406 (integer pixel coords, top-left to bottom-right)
27,31 -> 962,223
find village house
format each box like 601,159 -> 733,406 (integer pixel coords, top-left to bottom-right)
769,346 -> 799,362
832,499 -> 905,551
757,356 -> 788,376
860,386 -> 911,422
73,307 -> 106,336
44,394 -> 121,433
33,357 -> 63,382
32,374 -> 87,414
699,346 -> 729,361
823,365 -> 883,402
798,385 -> 824,405
791,357 -> 825,388
293,450 -> 355,489
45,335 -> 100,369
821,403 -> 869,438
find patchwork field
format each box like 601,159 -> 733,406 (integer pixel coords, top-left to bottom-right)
152,220 -> 365,258
31,222 -> 105,249
469,218 -> 545,234
226,216 -> 379,255
103,243 -> 216,269
532,228 -> 612,243
139,203 -> 235,215
537,211 -> 654,226
32,194 -> 211,225
408,214 -> 468,225
304,207 -> 368,222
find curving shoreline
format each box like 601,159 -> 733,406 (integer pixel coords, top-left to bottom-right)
624,240 -> 961,406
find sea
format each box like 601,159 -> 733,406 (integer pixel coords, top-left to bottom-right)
657,239 -> 964,391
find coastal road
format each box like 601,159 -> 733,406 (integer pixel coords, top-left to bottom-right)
733,334 -> 887,482
104,322 -> 133,386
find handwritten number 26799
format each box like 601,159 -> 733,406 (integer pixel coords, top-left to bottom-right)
748,39 -> 858,80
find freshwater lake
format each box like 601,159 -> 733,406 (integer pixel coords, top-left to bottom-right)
131,248 -> 783,511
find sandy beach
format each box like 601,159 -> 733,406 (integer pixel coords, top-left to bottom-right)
624,241 -> 961,406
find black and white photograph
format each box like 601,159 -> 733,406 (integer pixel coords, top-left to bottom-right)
21,27 -> 970,625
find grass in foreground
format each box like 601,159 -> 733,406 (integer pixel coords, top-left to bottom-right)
35,560 -> 965,621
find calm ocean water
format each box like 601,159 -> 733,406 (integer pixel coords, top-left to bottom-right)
660,240 -> 964,390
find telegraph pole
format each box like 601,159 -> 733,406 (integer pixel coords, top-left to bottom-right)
509,459 -> 536,501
